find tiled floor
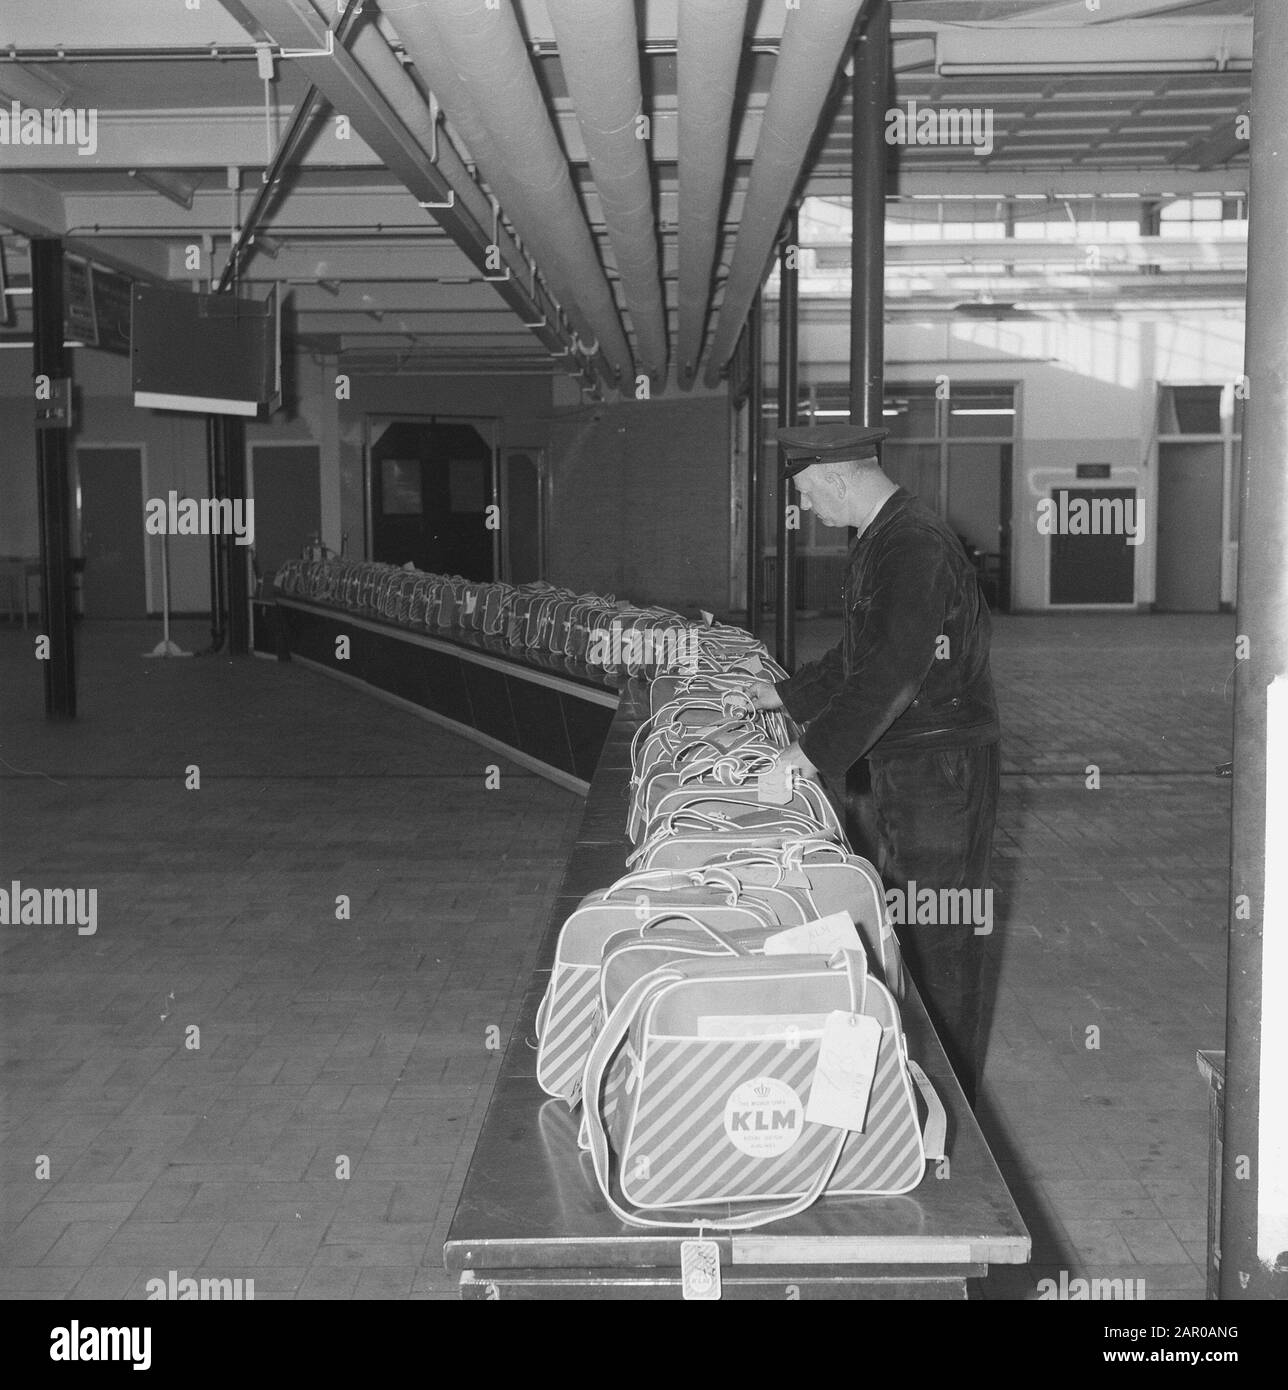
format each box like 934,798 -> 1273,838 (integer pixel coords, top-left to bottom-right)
0,611 -> 1231,1299
794,611 -> 1232,1300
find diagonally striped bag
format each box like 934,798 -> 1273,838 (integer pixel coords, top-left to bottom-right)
581,950 -> 945,1229
535,874 -> 781,1101
701,841 -> 905,999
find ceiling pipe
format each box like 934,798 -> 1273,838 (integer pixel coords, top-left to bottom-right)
225,0 -> 583,374
703,0 -> 868,388
342,18 -> 568,347
676,0 -> 749,391
380,0 -> 633,389
545,0 -> 667,385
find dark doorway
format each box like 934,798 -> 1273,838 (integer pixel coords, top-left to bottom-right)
503,448 -> 543,584
1048,487 -> 1137,606
77,446 -> 146,618
369,420 -> 495,580
1156,441 -> 1223,612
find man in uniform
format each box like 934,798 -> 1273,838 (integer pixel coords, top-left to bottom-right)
751,423 -> 1001,1108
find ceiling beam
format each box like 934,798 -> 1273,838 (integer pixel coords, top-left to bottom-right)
0,172 -> 171,279
0,111 -> 388,170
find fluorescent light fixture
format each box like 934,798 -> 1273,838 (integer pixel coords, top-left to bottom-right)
0,339 -> 84,349
951,407 -> 1016,416
938,60 -> 1248,77
134,391 -> 260,416
128,168 -> 201,210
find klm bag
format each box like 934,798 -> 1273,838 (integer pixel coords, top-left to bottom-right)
628,738 -> 784,842
535,872 -> 781,1101
648,670 -> 777,716
639,760 -> 844,847
701,840 -> 905,999
581,950 -> 945,1229
628,806 -> 842,872
630,715 -> 773,782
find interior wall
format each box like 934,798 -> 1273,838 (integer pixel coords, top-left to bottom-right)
0,347 -> 212,614
544,376 -> 730,614
0,348 -> 556,616
792,309 -> 1245,611
336,371 -> 553,566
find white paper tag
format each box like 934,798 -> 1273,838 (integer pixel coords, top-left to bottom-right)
805,1011 -> 881,1132
680,1239 -> 722,1300
700,609 -> 715,626
756,763 -> 795,805
763,910 -> 862,957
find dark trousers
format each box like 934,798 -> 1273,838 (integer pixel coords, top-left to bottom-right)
847,743 -> 1000,1109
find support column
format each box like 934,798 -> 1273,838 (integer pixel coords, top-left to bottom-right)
746,290 -> 764,638
202,415 -> 250,656
221,416 -> 251,656
775,211 -> 799,671
849,0 -> 889,430
31,238 -> 76,719
1221,0 -> 1288,1300
204,415 -> 227,655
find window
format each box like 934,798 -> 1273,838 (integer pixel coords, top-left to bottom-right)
1158,385 -> 1223,435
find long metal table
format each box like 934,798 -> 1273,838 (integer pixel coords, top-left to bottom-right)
444,681 -> 1031,1298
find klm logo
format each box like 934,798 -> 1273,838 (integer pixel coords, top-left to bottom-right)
728,1108 -> 797,1134
723,1076 -> 804,1157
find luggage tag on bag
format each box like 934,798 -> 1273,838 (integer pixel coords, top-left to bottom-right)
763,910 -> 862,957
680,1239 -> 722,1301
805,1011 -> 881,1133
756,763 -> 796,805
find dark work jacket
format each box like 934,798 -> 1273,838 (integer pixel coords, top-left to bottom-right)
775,487 -> 1000,779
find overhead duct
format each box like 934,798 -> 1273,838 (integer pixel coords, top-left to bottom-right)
343,20 -> 568,352
702,0 -> 868,388
380,0 -> 634,388
545,0 -> 667,384
676,0 -> 749,391
225,0 -> 583,375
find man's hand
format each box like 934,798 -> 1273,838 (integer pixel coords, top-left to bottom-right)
748,679 -> 784,711
775,740 -> 819,781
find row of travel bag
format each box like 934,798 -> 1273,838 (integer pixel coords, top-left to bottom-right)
533,633 -> 946,1232
273,556 -> 756,678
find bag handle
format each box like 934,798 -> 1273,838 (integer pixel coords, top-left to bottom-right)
629,699 -> 735,764
907,1061 -> 948,1161
671,753 -> 763,789
580,951 -> 866,1231
635,910 -> 754,957
601,869 -> 742,909
709,838 -> 849,870
657,805 -> 830,838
